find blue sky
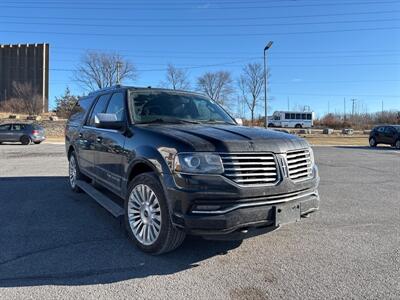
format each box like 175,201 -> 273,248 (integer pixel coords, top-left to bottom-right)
1,0 -> 399,118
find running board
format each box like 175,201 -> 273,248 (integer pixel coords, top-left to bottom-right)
76,180 -> 124,218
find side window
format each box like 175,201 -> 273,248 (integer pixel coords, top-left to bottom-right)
285,113 -> 290,119
377,127 -> 385,133
106,92 -> 126,121
302,113 -> 307,120
385,127 -> 394,134
11,124 -> 25,131
87,94 -> 111,126
290,113 -> 295,119
307,114 -> 312,120
296,113 -> 301,119
0,124 -> 10,131
69,97 -> 94,125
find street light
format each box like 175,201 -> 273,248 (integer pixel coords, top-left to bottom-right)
264,41 -> 273,129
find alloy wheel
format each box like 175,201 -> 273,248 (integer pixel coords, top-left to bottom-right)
127,184 -> 162,246
69,155 -> 77,188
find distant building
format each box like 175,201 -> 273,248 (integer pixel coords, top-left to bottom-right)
0,43 -> 49,112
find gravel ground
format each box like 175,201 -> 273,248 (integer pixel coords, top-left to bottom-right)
0,143 -> 399,299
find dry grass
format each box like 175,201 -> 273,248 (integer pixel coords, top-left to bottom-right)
303,135 -> 369,146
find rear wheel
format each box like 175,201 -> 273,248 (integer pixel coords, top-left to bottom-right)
369,137 -> 377,147
68,152 -> 83,193
20,135 -> 31,145
395,139 -> 400,149
33,141 -> 42,144
125,173 -> 186,254
295,124 -> 302,128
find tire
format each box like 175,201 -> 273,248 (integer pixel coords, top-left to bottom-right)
68,152 -> 83,193
268,123 -> 274,128
395,139 -> 400,149
295,124 -> 302,128
33,141 -> 42,144
125,172 -> 186,254
20,135 -> 31,145
369,137 -> 377,147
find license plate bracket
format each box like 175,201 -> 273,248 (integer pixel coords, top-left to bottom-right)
274,202 -> 301,226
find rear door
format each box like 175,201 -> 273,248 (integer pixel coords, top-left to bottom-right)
375,126 -> 385,143
94,91 -> 127,192
79,93 -> 111,177
383,126 -> 396,144
0,124 -> 11,142
10,124 -> 26,141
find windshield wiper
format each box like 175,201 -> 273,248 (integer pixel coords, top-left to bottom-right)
203,119 -> 235,125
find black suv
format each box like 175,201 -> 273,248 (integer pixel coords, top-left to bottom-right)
65,86 -> 320,254
369,125 -> 400,149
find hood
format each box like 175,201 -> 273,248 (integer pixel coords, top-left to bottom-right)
141,124 -> 309,153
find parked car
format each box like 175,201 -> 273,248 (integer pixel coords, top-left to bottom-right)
0,123 -> 46,145
369,125 -> 400,149
65,86 -> 320,254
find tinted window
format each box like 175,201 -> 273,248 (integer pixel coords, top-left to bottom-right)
130,91 -> 234,124
384,127 -> 395,134
307,114 -> 312,120
88,94 -> 111,126
290,113 -> 295,119
69,97 -> 94,125
302,113 -> 307,119
0,124 -> 10,131
106,92 -> 125,121
377,127 -> 385,133
11,124 -> 26,131
296,113 -> 301,119
285,113 -> 290,119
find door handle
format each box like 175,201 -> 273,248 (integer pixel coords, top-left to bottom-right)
78,133 -> 83,138
96,136 -> 103,143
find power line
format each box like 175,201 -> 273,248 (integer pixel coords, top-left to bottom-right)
2,26 -> 400,38
0,0 -> 397,10
1,17 -> 399,29
1,9 -> 398,22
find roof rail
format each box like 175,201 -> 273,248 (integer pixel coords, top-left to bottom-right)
88,84 -> 123,95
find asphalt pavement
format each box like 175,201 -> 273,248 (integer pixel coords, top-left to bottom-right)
0,143 -> 399,299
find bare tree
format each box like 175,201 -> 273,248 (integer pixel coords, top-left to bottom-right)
196,71 -> 234,107
238,63 -> 265,125
74,51 -> 137,91
162,64 -> 191,90
12,81 -> 43,115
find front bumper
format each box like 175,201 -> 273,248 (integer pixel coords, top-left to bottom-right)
163,166 -> 320,238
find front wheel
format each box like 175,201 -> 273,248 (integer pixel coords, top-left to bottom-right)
295,124 -> 302,128
33,141 -> 42,144
125,173 -> 186,254
369,137 -> 377,147
68,152 -> 83,193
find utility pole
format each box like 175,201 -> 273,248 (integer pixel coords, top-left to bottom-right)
116,61 -> 122,85
287,97 -> 290,111
263,41 -> 273,128
351,98 -> 357,116
343,97 -> 346,121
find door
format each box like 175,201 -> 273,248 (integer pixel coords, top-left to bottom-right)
0,124 -> 11,142
94,91 -> 127,192
383,126 -> 396,144
79,93 -> 111,176
10,124 -> 27,142
375,126 -> 385,143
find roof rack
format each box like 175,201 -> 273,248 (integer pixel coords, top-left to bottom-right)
88,84 -> 123,95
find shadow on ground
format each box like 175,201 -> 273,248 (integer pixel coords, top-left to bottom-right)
0,176 -> 241,287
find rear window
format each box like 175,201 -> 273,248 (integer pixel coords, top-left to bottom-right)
69,97 -> 94,125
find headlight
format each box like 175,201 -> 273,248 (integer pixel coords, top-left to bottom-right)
174,153 -> 224,174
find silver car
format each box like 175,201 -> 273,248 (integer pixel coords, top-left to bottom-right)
0,123 -> 46,145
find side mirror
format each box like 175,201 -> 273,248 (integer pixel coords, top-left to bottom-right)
235,118 -> 243,126
95,113 -> 125,130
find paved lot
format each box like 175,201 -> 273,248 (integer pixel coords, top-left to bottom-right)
0,143 -> 399,299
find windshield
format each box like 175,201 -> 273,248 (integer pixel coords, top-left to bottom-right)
129,90 -> 235,125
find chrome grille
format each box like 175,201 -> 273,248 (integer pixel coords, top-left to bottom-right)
286,149 -> 313,181
220,153 -> 278,186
